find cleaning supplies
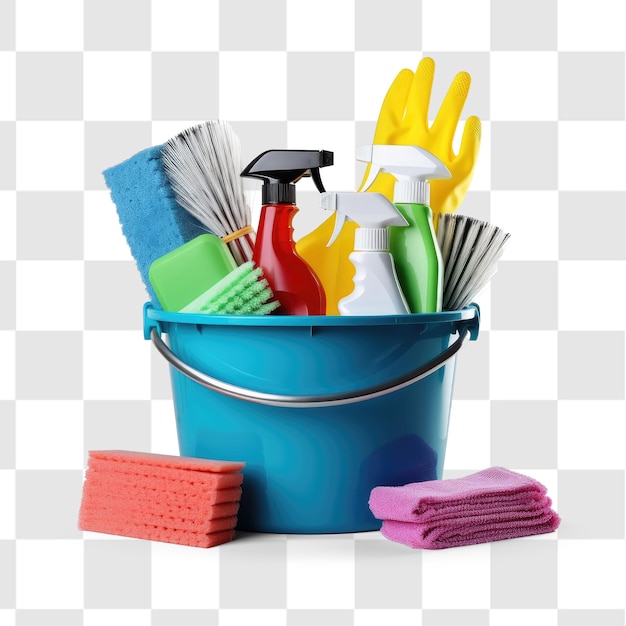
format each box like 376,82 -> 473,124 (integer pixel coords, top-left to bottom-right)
369,467 -> 561,549
357,144 -> 450,313
162,121 -> 255,265
437,214 -> 511,310
78,450 -> 245,548
295,57 -> 482,314
241,149 -> 333,316
148,234 -> 238,312
320,191 -> 409,316
103,144 -> 206,304
180,261 -> 280,315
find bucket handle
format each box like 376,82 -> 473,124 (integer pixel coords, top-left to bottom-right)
149,321 -> 475,409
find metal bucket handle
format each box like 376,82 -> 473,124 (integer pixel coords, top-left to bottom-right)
149,309 -> 479,409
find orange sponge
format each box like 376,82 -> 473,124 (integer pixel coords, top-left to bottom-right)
79,450 -> 245,548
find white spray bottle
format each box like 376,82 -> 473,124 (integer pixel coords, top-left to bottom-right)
357,145 -> 451,313
320,191 -> 410,316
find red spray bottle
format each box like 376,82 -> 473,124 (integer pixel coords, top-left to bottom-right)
241,150 -> 333,315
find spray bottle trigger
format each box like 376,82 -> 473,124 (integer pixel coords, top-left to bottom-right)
310,167 -> 327,193
358,164 -> 381,192
327,212 -> 346,247
319,192 -> 345,247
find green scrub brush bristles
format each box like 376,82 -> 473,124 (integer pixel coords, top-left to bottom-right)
180,262 -> 280,315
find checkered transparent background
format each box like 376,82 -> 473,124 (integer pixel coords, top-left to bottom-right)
1,0 -> 625,624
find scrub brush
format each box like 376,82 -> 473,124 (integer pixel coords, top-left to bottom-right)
180,262 -> 280,315
437,214 -> 510,310
161,121 -> 255,266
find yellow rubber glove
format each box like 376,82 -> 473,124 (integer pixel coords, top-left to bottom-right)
358,57 -> 482,220
296,57 -> 481,314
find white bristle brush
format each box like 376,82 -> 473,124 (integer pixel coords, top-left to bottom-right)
437,213 -> 510,311
161,120 -> 255,265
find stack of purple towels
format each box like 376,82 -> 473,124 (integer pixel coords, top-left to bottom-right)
369,467 -> 560,549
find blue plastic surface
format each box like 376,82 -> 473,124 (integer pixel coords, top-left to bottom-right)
145,305 -> 480,533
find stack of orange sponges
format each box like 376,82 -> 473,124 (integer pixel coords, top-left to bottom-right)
78,450 -> 245,548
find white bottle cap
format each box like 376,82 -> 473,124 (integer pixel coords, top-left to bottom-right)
355,227 -> 388,252
394,180 -> 430,205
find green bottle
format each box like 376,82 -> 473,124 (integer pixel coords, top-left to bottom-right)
357,145 -> 451,313
390,202 -> 442,313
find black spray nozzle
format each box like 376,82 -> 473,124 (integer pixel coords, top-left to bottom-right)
241,149 -> 333,204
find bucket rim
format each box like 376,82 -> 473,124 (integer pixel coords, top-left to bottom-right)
144,302 -> 479,328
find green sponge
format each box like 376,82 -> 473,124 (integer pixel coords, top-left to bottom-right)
180,262 -> 280,315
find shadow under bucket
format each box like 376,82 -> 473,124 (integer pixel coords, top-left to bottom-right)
144,303 -> 480,534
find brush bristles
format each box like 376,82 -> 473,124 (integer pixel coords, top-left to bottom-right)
437,214 -> 510,311
162,121 -> 255,265
180,261 -> 280,315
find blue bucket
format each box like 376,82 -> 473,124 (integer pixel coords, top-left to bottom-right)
144,303 -> 480,534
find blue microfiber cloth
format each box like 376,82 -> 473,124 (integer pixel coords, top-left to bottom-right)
103,144 -> 206,305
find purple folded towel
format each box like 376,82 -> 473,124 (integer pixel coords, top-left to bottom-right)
369,467 -> 560,549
